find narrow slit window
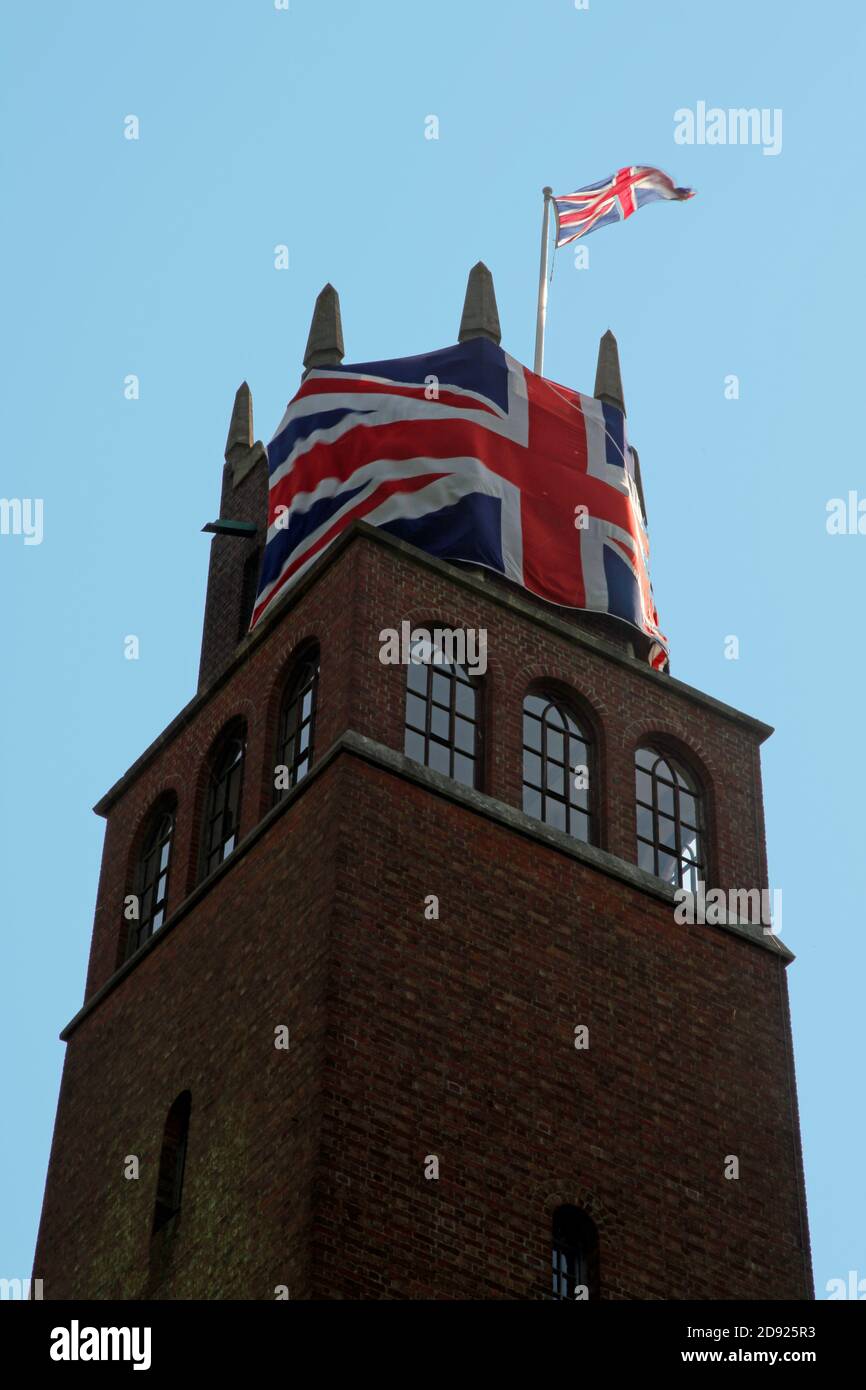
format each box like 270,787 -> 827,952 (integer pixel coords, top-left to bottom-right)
152,1091 -> 191,1236
238,547 -> 262,640
552,1205 -> 599,1300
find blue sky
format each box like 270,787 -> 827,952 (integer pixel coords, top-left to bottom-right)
2,0 -> 863,1297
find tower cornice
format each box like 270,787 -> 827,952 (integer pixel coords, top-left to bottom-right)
94,523 -> 773,819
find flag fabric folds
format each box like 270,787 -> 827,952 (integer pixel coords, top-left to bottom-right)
252,337 -> 668,669
553,166 -> 695,247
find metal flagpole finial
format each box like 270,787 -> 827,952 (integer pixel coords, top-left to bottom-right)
543,186 -> 554,268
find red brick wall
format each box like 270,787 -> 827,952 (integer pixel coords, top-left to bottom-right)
34,769 -> 338,1299
317,756 -> 809,1300
83,550 -> 357,999
343,538 -> 770,893
34,528 -> 811,1299
197,454 -> 268,692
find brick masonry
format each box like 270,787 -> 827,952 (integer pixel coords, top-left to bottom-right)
32,525 -> 812,1300
197,448 -> 268,692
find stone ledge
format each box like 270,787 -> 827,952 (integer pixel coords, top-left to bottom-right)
64,731 -> 793,1043
339,730 -> 794,964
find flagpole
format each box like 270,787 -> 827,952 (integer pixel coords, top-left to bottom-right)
534,186 -> 553,375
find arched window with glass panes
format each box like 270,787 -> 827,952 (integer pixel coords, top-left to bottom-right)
274,648 -> 319,802
522,693 -> 595,843
551,1205 -> 599,1300
403,634 -> 480,789
200,726 -> 246,880
635,745 -> 704,891
128,797 -> 176,957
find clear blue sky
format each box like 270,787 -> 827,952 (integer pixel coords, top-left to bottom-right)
2,0 -> 863,1298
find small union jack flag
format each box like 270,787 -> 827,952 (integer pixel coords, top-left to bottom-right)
553,166 -> 694,248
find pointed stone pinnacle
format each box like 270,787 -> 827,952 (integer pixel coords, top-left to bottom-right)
594,329 -> 626,415
303,283 -> 345,372
458,262 -> 501,346
225,381 -> 267,488
225,382 -> 253,465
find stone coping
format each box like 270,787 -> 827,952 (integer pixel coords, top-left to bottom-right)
64,731 -> 793,1043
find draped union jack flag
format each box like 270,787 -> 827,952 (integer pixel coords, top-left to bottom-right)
553,166 -> 694,247
252,338 -> 668,669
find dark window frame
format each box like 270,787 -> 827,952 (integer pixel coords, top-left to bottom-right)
274,649 -> 320,802
551,1204 -> 600,1300
128,799 -> 176,957
522,692 -> 596,845
635,744 -> 704,891
200,727 -> 246,881
403,635 -> 481,790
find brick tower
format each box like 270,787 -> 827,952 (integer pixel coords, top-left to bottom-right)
33,270 -> 812,1301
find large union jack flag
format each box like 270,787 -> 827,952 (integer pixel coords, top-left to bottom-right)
553,166 -> 694,248
252,337 -> 668,669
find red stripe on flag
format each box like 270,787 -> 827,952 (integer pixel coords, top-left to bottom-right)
252,470 -> 450,627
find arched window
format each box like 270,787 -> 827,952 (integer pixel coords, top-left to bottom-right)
201,727 -> 246,879
403,633 -> 480,789
274,648 -> 320,801
635,746 -> 704,891
128,798 -> 176,956
552,1205 -> 599,1300
523,693 -> 595,843
152,1091 -> 191,1236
